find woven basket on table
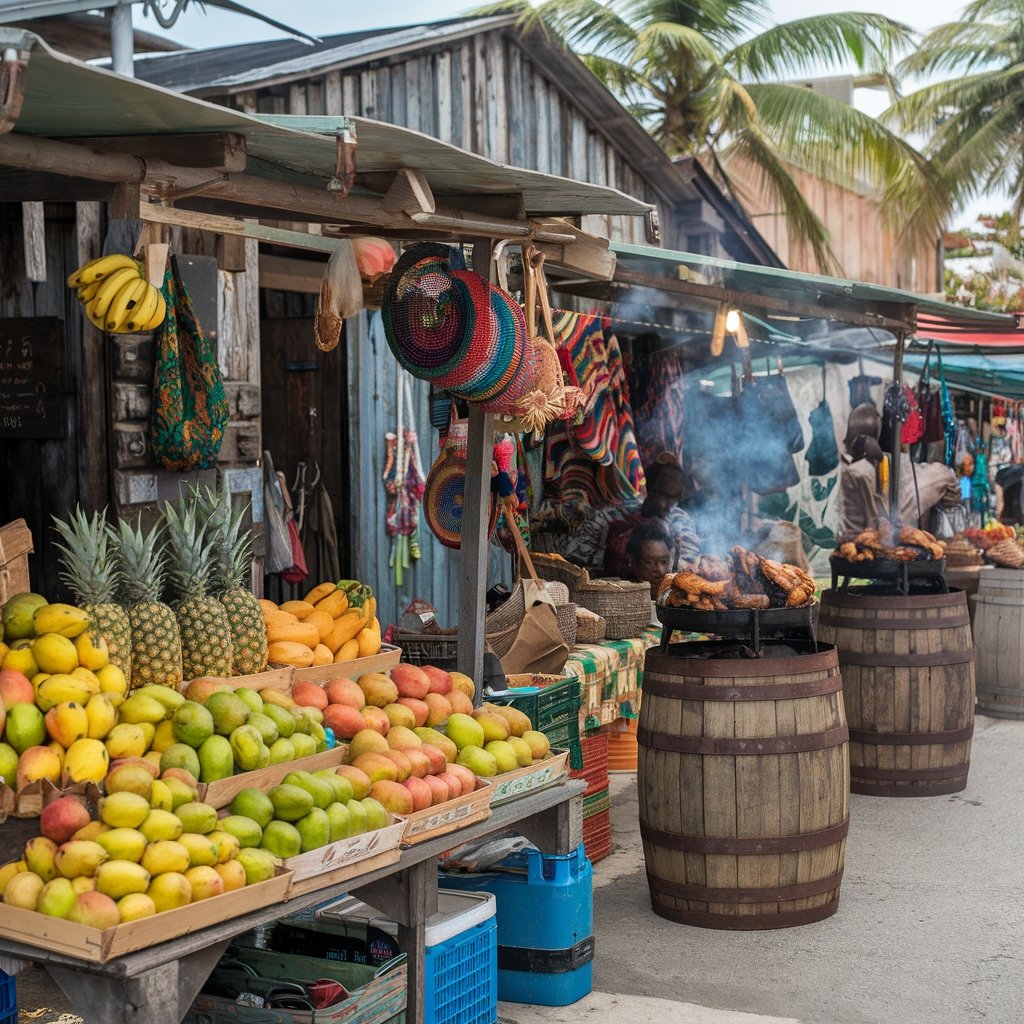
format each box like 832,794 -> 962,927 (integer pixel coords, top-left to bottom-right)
575,578 -> 650,639
555,603 -> 578,649
532,553 -> 590,599
483,585 -> 526,659
575,609 -> 607,644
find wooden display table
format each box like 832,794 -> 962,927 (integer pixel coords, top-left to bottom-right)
0,780 -> 584,1024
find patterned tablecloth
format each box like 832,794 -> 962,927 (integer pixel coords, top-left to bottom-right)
564,628 -> 661,731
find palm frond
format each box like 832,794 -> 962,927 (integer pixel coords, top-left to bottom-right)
726,13 -> 915,81
897,20 -> 1011,77
633,20 -> 723,67
489,0 -> 640,58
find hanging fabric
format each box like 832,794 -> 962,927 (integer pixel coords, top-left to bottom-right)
737,360 -> 802,494
938,351 -> 957,465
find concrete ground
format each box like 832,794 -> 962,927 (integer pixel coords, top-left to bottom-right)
9,716 -> 1024,1024
500,715 -> 1024,1024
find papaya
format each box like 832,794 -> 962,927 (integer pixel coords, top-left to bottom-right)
334,638 -> 360,663
315,591 -> 349,619
305,608 -> 335,642
280,601 -> 314,620
257,599 -> 278,615
266,620 -> 320,648
267,642 -> 315,668
356,622 -> 381,659
311,644 -> 333,666
324,610 -> 363,653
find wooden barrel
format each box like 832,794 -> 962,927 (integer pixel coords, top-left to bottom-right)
818,588 -> 974,796
974,567 -> 1024,718
638,642 -> 849,930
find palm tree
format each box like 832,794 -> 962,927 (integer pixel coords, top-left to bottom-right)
485,0 -> 929,273
884,0 -> 1024,246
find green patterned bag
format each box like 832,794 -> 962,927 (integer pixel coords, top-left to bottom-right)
150,260 -> 229,471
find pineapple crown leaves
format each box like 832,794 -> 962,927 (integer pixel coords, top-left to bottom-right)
162,496 -> 219,604
110,515 -> 169,607
193,483 -> 254,593
50,505 -> 124,605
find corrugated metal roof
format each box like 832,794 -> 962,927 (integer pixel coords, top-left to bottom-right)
3,27 -> 652,217
609,241 -> 1018,331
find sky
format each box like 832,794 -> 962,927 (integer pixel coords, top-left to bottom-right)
128,0 -> 989,224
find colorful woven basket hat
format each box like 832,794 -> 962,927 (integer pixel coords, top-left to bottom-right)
423,433 -> 499,549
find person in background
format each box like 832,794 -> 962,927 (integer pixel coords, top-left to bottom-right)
561,456 -> 700,575
623,522 -> 672,599
995,462 -> 1024,526
839,403 -> 959,539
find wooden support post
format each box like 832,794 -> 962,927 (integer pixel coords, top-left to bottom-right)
458,239 -> 495,693
889,331 -> 906,522
22,202 -> 45,282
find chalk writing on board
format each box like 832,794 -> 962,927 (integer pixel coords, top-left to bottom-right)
0,317 -> 65,439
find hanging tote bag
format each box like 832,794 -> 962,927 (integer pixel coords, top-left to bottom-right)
150,259 -> 230,471
918,343 -> 946,444
805,363 -> 839,477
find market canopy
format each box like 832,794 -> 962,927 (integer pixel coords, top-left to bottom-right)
904,351 -> 1024,400
604,242 -> 1020,336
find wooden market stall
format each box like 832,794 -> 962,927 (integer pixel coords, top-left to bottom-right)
0,27 -> 653,1021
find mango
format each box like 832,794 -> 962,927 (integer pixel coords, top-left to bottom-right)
16,744 -> 61,786
260,689 -> 296,711
63,738 -> 110,783
268,783 -> 314,822
150,720 -> 176,754
117,892 -> 156,922
262,703 -> 295,739
0,860 -> 26,892
118,694 -> 167,726
326,801 -> 350,842
99,791 -> 151,829
217,814 -> 263,849
197,734 -> 234,783
105,762 -> 154,799
236,847 -> 278,885
96,828 -> 148,864
445,713 -> 485,751
4,869 -> 45,909
24,836 -> 59,881
484,740 -> 519,774
32,633 -> 79,674
295,807 -> 330,852
35,675 -> 91,713
178,832 -> 218,868
206,691 -> 250,735
135,685 -> 185,713
184,864 -> 224,901
346,799 -> 367,835
71,821 -> 109,843
82,693 -> 117,741
230,788 -> 275,829
2,593 -> 48,641
172,701 -> 214,749
0,741 -> 19,784
283,770 -> 333,809
149,779 -> 173,812
163,777 -> 197,810
207,830 -> 241,864
290,733 -> 316,759
233,688 -> 264,714
456,745 -> 498,778
261,820 -> 301,858
67,890 -> 120,929
105,723 -> 147,761
95,664 -> 128,699
140,809 -> 184,843
174,801 -> 218,835
147,871 -> 192,911
507,736 -> 534,768
33,603 -> 90,639
230,724 -> 269,772
360,797 -> 388,832
55,839 -> 108,879
160,743 -> 202,780
245,712 -> 279,746
3,643 -> 38,678
96,860 -> 150,899
6,703 -> 46,752
214,859 -> 247,892
44,701 -> 89,748
70,875 -> 95,895
38,876 -> 76,918
413,727 -> 457,763
317,771 -> 354,805
267,737 -> 295,765
74,631 -> 109,671
71,667 -> 101,691
39,795 -> 91,844
522,730 -> 551,760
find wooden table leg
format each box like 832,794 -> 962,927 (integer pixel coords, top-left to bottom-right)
351,859 -> 437,1023
46,939 -> 231,1024
518,790 -> 583,854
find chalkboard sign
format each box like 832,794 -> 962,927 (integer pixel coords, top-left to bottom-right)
0,317 -> 66,439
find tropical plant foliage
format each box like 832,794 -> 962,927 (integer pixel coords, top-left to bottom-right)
482,0 -> 928,272
885,0 -> 1024,248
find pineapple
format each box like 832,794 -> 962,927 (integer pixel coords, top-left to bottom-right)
51,507 -> 133,686
112,516 -> 182,690
162,498 -> 233,681
197,485 -> 268,676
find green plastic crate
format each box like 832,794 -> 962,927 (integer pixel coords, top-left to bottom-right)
490,677 -> 582,769
184,947 -> 406,1024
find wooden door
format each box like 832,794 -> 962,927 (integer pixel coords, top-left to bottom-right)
259,317 -> 349,600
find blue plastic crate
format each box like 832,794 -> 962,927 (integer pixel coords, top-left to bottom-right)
425,915 -> 497,1024
440,845 -> 593,1007
0,969 -> 15,1024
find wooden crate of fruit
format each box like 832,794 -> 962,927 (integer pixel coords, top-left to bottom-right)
198,746 -> 349,809
290,643 -> 401,684
488,750 -> 570,806
0,871 -> 292,963
397,777 -> 493,846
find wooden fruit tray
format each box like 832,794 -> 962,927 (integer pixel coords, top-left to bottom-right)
488,750 -> 570,806
290,644 -> 402,685
0,778 -> 94,821
283,819 -> 405,898
0,871 -> 292,963
398,778 -> 492,846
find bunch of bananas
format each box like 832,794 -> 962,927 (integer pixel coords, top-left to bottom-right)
66,254 -> 167,334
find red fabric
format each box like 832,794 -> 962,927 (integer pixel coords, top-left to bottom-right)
915,316 -> 1024,347
280,519 -> 309,584
901,385 -> 925,443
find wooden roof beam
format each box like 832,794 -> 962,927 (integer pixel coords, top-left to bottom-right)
69,133 -> 247,173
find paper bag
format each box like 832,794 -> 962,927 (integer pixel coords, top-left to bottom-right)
500,578 -> 569,675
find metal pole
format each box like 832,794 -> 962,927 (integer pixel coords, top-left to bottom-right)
108,2 -> 134,77
889,331 -> 906,522
458,238 -> 495,697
